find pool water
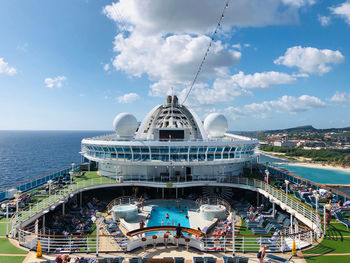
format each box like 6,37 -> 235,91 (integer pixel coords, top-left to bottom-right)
146,205 -> 190,236
114,205 -> 135,211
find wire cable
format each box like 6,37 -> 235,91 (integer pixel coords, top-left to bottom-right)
181,0 -> 230,105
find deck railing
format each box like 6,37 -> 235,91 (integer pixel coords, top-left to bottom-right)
11,175 -> 322,239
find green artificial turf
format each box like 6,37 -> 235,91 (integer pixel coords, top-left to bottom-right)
304,255 -> 350,263
0,223 -> 9,236
303,237 -> 350,255
0,256 -> 26,263
0,238 -> 27,254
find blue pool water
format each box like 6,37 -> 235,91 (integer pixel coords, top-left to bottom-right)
276,164 -> 350,184
146,206 -> 190,236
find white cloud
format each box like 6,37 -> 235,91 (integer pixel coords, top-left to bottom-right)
274,46 -> 344,75
281,0 -> 315,7
113,33 -> 241,98
318,15 -> 331,26
331,1 -> 350,25
231,71 -> 296,89
0,58 -> 16,76
44,76 -> 67,88
103,0 -> 316,104
103,63 -> 110,71
104,0 -> 308,36
329,91 -> 350,102
117,92 -> 140,103
224,94 -> 327,120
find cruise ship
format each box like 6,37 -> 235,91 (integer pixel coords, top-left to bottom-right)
2,96 -> 347,263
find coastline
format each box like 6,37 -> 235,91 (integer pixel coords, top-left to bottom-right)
279,161 -> 350,173
260,150 -> 350,173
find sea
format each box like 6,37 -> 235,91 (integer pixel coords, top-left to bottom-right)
1,131 -> 350,190
0,130 -> 109,190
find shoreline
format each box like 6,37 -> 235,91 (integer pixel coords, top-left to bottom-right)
260,150 -> 350,173
278,161 -> 350,173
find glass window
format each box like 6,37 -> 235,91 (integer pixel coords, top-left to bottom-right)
223,153 -> 228,159
207,154 -> 214,161
111,153 -> 116,158
198,154 -> 205,161
125,154 -> 132,160
134,154 -> 141,160
171,154 -> 179,161
170,147 -> 179,153
141,147 -> 149,153
216,147 -> 223,152
208,147 -> 216,153
159,147 -> 169,153
198,147 -> 206,153
229,153 -> 235,159
189,154 -> 197,161
142,155 -> 150,161
151,147 -> 159,153
132,147 -> 141,153
152,154 -> 161,160
189,147 -> 198,153
179,147 -> 189,153
124,147 -> 131,153
179,154 -> 188,161
215,154 -> 221,159
223,146 -> 230,152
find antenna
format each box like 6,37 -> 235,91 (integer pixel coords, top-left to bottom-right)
181,0 -> 230,105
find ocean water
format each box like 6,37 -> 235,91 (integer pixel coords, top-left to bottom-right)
276,164 -> 350,184
0,130 -> 109,190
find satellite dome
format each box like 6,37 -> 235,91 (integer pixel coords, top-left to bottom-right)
113,113 -> 138,137
204,113 -> 228,137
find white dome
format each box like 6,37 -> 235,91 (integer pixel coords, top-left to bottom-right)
203,113 -> 228,137
113,113 -> 138,137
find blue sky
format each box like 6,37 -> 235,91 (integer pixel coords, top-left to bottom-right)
0,0 -> 350,131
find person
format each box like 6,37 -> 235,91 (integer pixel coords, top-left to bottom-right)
176,223 -> 182,237
327,189 -> 334,202
141,199 -> 144,211
165,213 -> 169,219
146,214 -> 151,220
185,214 -> 189,219
324,200 -> 332,228
62,255 -> 71,263
257,245 -> 269,263
161,219 -> 164,226
139,220 -> 145,229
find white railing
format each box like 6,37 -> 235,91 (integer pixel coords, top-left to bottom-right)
11,175 -> 322,239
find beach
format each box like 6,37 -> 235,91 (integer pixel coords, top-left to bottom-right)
260,150 -> 350,172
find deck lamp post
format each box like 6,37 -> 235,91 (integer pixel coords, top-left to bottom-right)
70,162 -> 75,184
1,203 -> 9,237
42,210 -> 49,235
313,191 -> 320,213
95,211 -> 102,257
47,180 -> 53,197
265,169 -> 270,184
14,191 -> 21,213
284,180 -> 289,195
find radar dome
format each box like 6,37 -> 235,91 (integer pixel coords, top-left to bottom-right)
204,113 -> 228,137
113,113 -> 138,137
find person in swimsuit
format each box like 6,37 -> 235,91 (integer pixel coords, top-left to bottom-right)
257,245 -> 269,263
165,213 -> 169,219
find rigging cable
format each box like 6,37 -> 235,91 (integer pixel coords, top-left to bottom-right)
181,0 -> 230,105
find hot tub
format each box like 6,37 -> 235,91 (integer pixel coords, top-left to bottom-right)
200,204 -> 227,221
111,204 -> 138,221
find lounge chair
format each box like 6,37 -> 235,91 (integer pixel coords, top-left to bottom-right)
266,254 -> 294,262
294,192 -> 305,202
272,218 -> 290,230
246,218 -> 264,228
335,212 -> 350,229
223,257 -> 248,263
174,258 -> 184,263
204,257 -> 216,263
193,257 -> 204,263
252,223 -> 274,234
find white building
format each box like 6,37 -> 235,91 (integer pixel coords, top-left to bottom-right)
81,96 -> 259,181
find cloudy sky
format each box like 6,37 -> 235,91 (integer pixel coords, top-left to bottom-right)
1,0 -> 350,131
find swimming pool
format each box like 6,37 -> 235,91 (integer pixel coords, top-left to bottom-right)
146,205 -> 190,236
